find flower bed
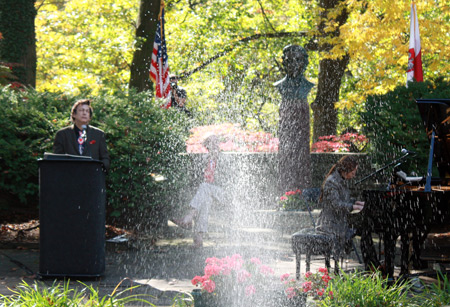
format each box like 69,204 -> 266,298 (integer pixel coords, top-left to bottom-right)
191,254 -> 306,307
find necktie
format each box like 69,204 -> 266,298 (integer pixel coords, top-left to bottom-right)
78,131 -> 84,154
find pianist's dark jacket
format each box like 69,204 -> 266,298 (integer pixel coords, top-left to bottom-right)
316,169 -> 355,257
53,125 -> 110,171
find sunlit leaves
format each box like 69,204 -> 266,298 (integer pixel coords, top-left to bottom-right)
35,0 -> 138,94
341,0 -> 450,109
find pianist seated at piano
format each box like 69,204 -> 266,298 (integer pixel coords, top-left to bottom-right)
316,155 -> 380,271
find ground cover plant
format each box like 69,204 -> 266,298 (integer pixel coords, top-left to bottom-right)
0,280 -> 154,306
315,269 -> 450,307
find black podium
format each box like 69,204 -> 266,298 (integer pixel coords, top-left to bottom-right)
38,154 -> 106,278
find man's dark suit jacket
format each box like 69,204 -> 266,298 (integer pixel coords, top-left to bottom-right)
53,125 -> 110,171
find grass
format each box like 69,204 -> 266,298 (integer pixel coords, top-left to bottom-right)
0,279 -> 155,306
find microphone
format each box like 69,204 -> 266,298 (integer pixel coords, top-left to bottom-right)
401,148 -> 416,155
81,125 -> 87,143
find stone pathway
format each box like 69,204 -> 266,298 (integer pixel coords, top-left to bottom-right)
0,216 -> 366,306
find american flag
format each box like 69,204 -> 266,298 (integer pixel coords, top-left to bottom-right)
149,6 -> 171,107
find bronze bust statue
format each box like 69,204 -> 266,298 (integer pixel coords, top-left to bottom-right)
274,45 -> 314,100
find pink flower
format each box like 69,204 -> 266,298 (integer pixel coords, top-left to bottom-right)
205,257 -> 221,265
250,257 -> 262,265
245,285 -> 256,296
285,287 -> 296,299
316,288 -> 325,296
202,279 -> 216,293
280,196 -> 288,201
305,271 -> 313,278
318,267 -> 328,274
259,265 -> 274,275
204,264 -> 221,277
280,273 -> 290,282
329,290 -> 334,299
237,269 -> 252,283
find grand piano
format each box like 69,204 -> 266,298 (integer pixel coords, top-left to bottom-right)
361,98 -> 450,277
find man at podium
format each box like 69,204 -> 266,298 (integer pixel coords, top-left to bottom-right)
53,99 -> 110,171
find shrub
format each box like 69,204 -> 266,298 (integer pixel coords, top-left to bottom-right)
0,88 -> 60,204
0,87 -> 191,226
361,77 -> 450,176
186,123 -> 278,153
277,189 -> 318,211
311,133 -> 368,153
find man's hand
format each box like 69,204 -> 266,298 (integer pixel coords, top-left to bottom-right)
353,201 -> 365,211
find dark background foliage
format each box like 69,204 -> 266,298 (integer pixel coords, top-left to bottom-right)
0,87 -> 192,227
361,77 -> 450,179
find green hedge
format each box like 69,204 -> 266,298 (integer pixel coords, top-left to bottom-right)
361,77 -> 450,177
0,87 -> 192,226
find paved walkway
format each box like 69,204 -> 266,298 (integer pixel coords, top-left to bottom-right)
0,217 -> 365,306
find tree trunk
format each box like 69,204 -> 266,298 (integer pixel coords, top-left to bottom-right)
311,55 -> 349,140
311,0 -> 349,141
129,0 -> 161,92
0,0 -> 37,88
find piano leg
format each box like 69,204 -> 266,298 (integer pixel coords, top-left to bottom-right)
399,227 -> 430,275
383,232 -> 397,278
360,228 -> 380,270
411,227 -> 429,269
400,233 -> 410,276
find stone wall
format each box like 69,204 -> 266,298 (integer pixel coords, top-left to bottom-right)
178,152 -> 374,211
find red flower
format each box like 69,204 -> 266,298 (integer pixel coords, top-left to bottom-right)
302,281 -> 312,292
191,275 -> 205,286
90,140 -> 96,145
322,274 -> 332,284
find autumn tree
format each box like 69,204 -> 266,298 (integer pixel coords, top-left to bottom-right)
34,0 -> 450,136
35,0 -> 138,94
0,0 -> 37,88
310,0 -> 349,141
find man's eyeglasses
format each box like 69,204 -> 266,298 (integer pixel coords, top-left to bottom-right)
170,77 -> 178,81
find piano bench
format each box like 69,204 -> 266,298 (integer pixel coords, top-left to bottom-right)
292,228 -> 339,279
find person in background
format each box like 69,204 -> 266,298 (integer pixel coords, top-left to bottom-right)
53,99 -> 110,171
169,74 -> 191,116
171,135 -> 229,247
316,155 -> 379,270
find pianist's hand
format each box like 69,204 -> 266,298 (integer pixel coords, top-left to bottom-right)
353,201 -> 365,211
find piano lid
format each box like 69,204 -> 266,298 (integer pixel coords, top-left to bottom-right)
416,99 -> 450,179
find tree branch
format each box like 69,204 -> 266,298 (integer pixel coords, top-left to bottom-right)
256,0 -> 277,33
179,31 -> 309,79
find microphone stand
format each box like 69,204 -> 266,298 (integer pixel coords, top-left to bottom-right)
355,153 -> 410,186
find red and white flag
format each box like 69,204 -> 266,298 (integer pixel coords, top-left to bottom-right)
149,2 -> 172,107
406,2 -> 423,85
